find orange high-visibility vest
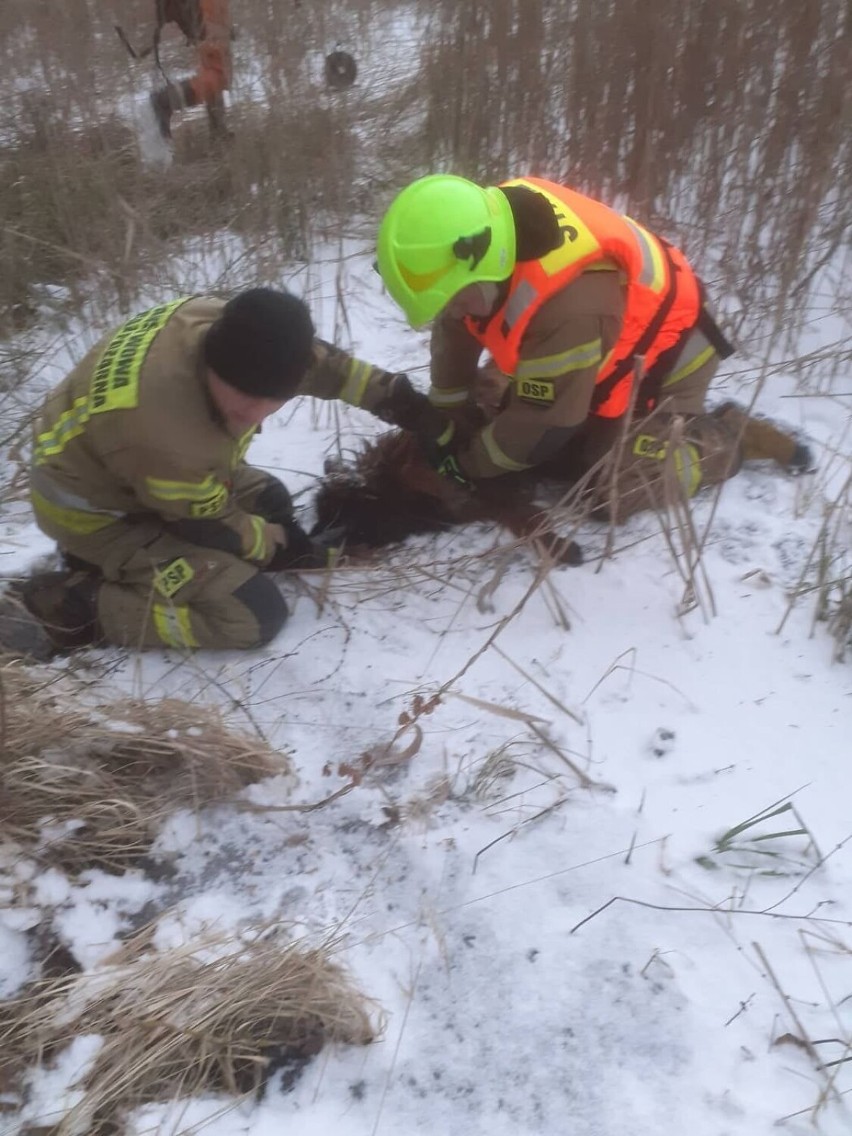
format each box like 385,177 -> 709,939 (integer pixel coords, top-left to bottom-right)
465,177 -> 702,418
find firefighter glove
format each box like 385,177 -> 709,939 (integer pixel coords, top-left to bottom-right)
419,422 -> 474,489
268,521 -> 341,571
433,446 -> 471,488
373,373 -> 450,439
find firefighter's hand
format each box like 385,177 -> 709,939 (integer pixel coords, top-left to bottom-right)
440,400 -> 488,439
373,373 -> 449,438
267,522 -> 342,571
419,425 -> 474,490
434,449 -> 471,489
373,374 -> 473,487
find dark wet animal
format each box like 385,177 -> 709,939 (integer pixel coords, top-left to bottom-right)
312,430 -> 582,565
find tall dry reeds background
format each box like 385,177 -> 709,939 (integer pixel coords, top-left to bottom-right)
0,0 -> 849,344
423,1 -> 851,349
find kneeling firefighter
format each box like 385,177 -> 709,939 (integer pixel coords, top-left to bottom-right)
1,288 -> 410,659
370,174 -> 811,519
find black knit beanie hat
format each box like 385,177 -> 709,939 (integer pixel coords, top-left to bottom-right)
204,288 -> 315,399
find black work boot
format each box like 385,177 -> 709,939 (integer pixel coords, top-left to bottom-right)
20,570 -> 101,652
714,402 -> 814,473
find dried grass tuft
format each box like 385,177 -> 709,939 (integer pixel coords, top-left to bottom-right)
0,664 -> 292,873
2,927 -> 378,1132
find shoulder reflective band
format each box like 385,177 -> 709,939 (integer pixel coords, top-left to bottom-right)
33,297 -> 191,462
516,338 -> 602,381
89,297 -> 190,415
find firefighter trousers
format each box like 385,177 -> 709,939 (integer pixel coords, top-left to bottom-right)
550,357 -> 742,521
41,467 -> 292,651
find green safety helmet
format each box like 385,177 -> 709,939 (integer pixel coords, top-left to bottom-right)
376,174 -> 517,328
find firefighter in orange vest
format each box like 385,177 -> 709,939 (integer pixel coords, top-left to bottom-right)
373,175 -> 810,521
148,0 -> 232,139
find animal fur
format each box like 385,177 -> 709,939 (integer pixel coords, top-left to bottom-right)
312,430 -> 582,565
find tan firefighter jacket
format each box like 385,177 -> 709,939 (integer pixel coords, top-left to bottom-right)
429,268 -> 720,479
30,296 -> 392,567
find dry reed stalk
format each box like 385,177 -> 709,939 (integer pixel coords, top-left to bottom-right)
776,469 -> 852,659
0,662 -> 293,873
659,416 -> 717,620
597,355 -> 646,564
1,928 -> 378,1133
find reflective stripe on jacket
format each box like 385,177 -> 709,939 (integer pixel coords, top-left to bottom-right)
465,177 -> 702,419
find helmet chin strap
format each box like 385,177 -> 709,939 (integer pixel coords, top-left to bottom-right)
452,228 -> 492,270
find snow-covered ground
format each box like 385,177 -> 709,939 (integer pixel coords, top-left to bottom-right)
1,240 -> 851,1136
